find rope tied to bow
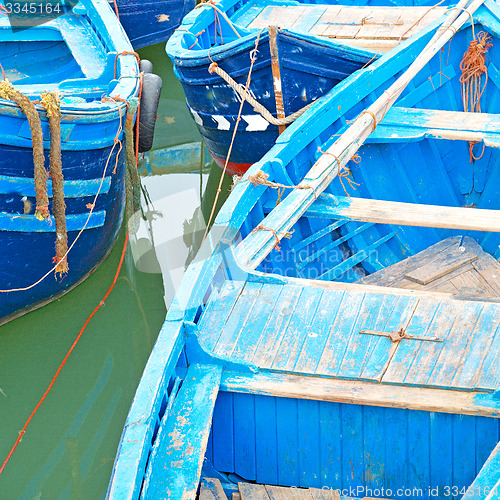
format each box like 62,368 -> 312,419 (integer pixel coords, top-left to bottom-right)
247,169 -> 317,204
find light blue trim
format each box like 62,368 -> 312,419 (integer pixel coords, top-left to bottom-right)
0,211 -> 106,232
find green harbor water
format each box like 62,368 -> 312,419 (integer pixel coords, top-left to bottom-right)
0,44 -> 232,499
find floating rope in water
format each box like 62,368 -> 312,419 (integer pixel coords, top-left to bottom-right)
41,91 -> 68,277
460,31 -> 492,161
0,80 -> 49,220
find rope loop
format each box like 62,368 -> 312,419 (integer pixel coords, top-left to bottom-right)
251,224 -> 293,251
361,109 -> 378,132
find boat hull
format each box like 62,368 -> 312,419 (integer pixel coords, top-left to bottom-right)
0,140 -> 125,323
110,0 -> 196,49
171,30 -> 375,175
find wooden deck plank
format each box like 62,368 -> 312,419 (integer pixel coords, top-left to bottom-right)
238,482 -> 270,500
336,293 -> 402,380
198,281 -> 245,351
200,478 -> 227,500
212,282 -> 263,357
315,290 -> 366,376
250,285 -> 304,369
309,488 -> 340,500
266,485 -> 313,499
360,294 -> 420,381
404,249 -> 478,285
289,5 -> 328,33
451,302 -> 500,389
271,286 -> 324,372
474,320 -> 500,391
380,298 -> 451,386
220,371 -> 500,417
293,289 -> 345,374
228,283 -> 284,361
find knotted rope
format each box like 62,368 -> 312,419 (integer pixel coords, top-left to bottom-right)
209,62 -> 315,126
251,224 -> 293,251
247,169 -> 317,204
460,31 -> 492,161
41,91 -> 68,277
0,80 -> 49,220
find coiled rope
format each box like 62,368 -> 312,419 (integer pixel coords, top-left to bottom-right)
0,80 -> 49,220
460,31 -> 492,161
208,62 -> 315,126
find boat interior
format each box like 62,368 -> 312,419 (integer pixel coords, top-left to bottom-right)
0,0 -> 135,99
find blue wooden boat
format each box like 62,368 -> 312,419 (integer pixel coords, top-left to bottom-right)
166,0 -> 449,175
0,0 -> 140,324
109,1 -> 500,499
109,0 -> 195,49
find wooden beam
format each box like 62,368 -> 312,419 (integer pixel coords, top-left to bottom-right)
303,193 -> 500,233
370,106 -> 500,144
220,370 -> 500,417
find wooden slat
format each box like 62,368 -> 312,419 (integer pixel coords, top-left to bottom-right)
303,192 -> 500,233
266,485 -> 313,499
472,257 -> 500,294
200,478 -> 228,500
220,371 -> 500,417
309,489 -> 340,500
238,482 -> 270,500
404,249 -> 478,285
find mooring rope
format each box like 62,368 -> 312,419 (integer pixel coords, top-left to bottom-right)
41,91 -> 68,277
208,62 -> 315,126
0,80 -> 49,220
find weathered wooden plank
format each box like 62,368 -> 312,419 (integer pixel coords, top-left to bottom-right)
293,289 -> 345,374
197,281 -> 245,351
357,237 -> 460,287
142,364 -> 223,499
200,478 -> 227,500
448,268 -> 497,296
266,485 -> 313,499
238,482 -> 270,500
404,249 -> 478,285
472,256 -> 500,295
309,488 -> 340,500
271,286 -> 324,372
232,494 -> 242,500
212,282 -> 262,357
303,193 -> 500,234
220,371 -> 500,417
250,284 -> 304,369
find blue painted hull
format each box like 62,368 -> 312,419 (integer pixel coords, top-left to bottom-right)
110,0 -> 195,49
0,0 -> 139,323
167,0 -> 451,174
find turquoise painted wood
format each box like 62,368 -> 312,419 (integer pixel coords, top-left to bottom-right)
109,2 -> 500,499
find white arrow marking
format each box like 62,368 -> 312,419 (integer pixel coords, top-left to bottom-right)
242,115 -> 270,132
190,109 -> 203,126
213,115 -> 231,130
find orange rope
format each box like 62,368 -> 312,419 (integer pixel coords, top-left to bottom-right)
0,232 -> 130,476
114,51 -> 140,80
0,61 -> 5,80
460,31 -> 492,161
113,0 -> 119,20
